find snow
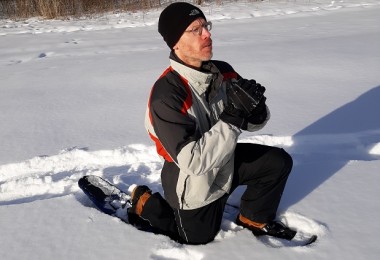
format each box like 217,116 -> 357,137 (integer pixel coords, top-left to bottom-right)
1,0 -> 380,259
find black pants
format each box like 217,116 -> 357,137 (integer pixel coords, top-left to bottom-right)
138,143 -> 293,245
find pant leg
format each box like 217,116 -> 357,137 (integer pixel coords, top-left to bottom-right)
137,192 -> 228,245
231,143 -> 293,223
173,194 -> 229,245
136,192 -> 181,241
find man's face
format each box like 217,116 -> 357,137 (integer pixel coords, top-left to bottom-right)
173,18 -> 213,68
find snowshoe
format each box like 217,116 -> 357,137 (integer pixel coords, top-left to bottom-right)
78,175 -> 131,215
236,215 -> 296,240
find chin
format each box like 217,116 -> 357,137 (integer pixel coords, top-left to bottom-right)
203,52 -> 213,61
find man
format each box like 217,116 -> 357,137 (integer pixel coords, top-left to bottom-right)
127,2 -> 294,245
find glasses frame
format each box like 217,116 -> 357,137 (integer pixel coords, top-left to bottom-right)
184,21 -> 212,36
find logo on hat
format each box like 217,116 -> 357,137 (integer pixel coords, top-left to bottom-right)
189,9 -> 200,16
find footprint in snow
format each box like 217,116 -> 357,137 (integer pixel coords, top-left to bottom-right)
65,39 -> 80,44
38,52 -> 54,58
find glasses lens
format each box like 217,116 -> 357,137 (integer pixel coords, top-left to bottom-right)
197,22 -> 212,35
188,21 -> 213,36
206,22 -> 212,31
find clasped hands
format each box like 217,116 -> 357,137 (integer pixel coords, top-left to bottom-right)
220,78 -> 268,129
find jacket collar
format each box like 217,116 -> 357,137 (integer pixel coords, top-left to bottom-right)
169,52 -> 215,96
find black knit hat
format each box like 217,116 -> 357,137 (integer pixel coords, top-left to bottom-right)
158,2 -> 206,49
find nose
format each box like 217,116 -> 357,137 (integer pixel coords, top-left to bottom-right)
202,27 -> 211,38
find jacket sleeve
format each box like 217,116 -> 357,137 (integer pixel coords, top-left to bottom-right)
149,78 -> 240,176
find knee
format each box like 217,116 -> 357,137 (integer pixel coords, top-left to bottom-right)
269,148 -> 293,176
281,148 -> 293,172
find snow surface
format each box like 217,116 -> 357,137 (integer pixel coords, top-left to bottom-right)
1,0 -> 380,259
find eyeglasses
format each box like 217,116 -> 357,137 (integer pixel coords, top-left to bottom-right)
184,21 -> 212,36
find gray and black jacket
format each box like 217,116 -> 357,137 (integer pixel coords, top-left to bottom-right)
145,53 -> 270,210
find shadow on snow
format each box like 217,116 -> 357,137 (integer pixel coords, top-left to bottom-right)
281,85 -> 380,209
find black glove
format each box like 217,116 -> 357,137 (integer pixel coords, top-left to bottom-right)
221,78 -> 267,129
233,78 -> 266,108
247,97 -> 268,125
227,79 -> 266,115
220,103 -> 248,129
